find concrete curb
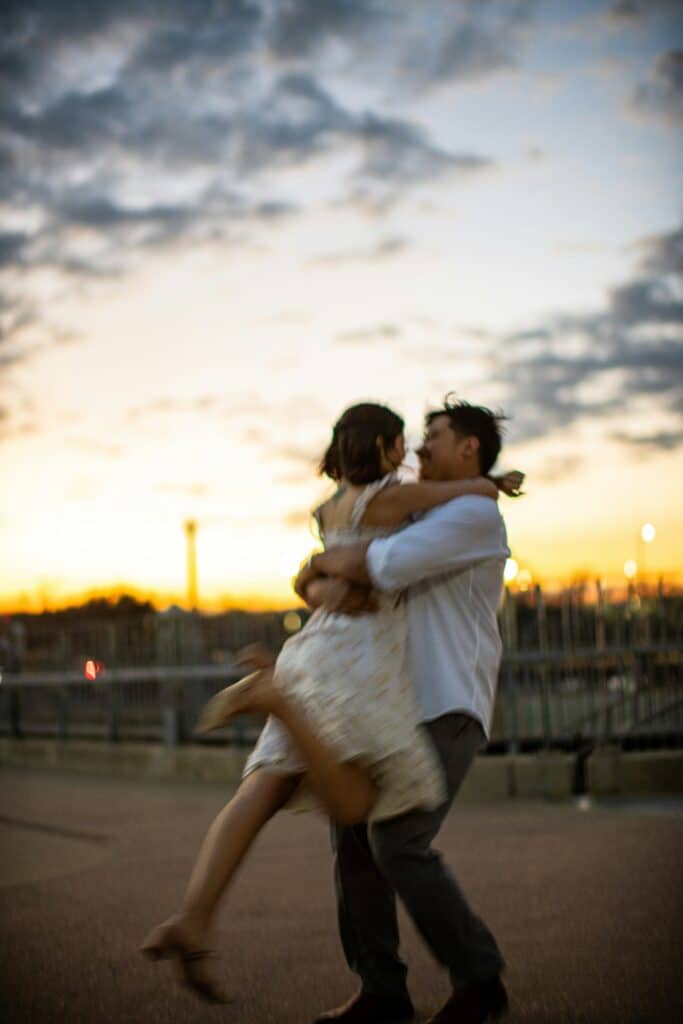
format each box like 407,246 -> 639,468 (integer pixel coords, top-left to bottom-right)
2,738 -> 682,799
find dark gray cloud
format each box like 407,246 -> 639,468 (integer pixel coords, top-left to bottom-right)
638,224 -> 683,274
267,0 -> 381,59
230,73 -> 491,199
631,50 -> 683,124
2,4 -> 498,291
267,1 -> 535,93
394,7 -> 532,93
354,113 -> 491,185
131,2 -> 261,70
608,1 -> 683,25
499,223 -> 683,450
0,232 -> 28,266
608,1 -> 646,22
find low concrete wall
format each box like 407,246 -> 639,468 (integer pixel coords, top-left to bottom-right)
2,738 -> 682,800
0,738 -> 249,785
457,754 -> 576,803
587,746 -> 683,797
0,738 -> 575,800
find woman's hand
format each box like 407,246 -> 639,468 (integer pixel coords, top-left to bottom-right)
492,470 -> 525,497
471,476 -> 500,500
237,642 -> 275,671
307,577 -> 379,615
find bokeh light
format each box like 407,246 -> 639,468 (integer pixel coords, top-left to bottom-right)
283,611 -> 302,633
503,559 -> 519,585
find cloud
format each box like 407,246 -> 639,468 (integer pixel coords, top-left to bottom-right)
267,0 -> 382,59
534,455 -> 584,483
630,50 -> 683,124
392,7 -> 531,93
0,292 -> 36,345
131,2 -> 261,71
608,1 -> 683,25
336,324 -> 402,344
267,1 -> 535,93
0,232 -> 29,266
311,236 -> 408,266
610,429 -> 683,451
497,222 -> 683,450
1,13 -> 494,287
354,112 -> 492,186
125,395 -> 222,423
637,224 -> 683,274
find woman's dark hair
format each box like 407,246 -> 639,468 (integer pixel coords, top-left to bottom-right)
320,402 -> 405,485
425,395 -> 507,475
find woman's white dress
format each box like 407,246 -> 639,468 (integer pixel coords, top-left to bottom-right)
242,475 -> 446,822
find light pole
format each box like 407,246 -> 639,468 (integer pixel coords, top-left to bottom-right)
637,522 -> 656,592
502,559 -> 519,651
184,519 -> 198,612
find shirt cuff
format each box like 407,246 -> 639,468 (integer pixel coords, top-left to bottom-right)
366,538 -> 392,592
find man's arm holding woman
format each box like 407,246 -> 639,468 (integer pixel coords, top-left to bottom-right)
296,471 -> 521,612
296,498 -> 509,613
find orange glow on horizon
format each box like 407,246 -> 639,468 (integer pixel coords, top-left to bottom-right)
0,582 -> 307,616
1,571 -> 681,617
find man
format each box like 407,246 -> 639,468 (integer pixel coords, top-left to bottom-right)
296,399 -> 517,1024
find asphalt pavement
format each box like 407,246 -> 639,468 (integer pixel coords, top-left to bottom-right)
1,769 -> 681,1024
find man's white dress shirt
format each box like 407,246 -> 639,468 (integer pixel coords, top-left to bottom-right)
366,495 -> 510,739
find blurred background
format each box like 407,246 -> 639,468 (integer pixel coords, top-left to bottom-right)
1,0 -> 682,613
1,0 -> 681,752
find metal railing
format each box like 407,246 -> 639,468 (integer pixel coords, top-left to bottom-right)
0,644 -> 681,751
496,644 -> 682,752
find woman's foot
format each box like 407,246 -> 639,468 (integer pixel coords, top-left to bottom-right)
194,668 -> 283,735
140,914 -> 228,1004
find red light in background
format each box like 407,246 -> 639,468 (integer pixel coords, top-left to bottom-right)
84,660 -> 104,680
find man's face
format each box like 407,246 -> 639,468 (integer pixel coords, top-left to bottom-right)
417,415 -> 476,481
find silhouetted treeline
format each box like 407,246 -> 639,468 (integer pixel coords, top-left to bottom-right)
1,586 -> 681,675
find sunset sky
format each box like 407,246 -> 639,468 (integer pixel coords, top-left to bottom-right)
1,0 -> 682,611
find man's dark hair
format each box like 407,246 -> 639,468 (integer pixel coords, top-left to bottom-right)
320,402 -> 404,485
425,395 -> 507,475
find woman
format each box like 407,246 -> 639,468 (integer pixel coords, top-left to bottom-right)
141,402 -> 521,1002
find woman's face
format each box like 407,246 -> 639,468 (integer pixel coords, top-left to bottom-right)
378,432 -> 406,473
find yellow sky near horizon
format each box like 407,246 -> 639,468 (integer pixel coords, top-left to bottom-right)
2,1 -> 682,612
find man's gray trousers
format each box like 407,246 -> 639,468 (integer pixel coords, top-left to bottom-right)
332,712 -> 505,996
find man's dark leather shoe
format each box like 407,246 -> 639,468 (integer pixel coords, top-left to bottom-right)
313,989 -> 415,1024
426,975 -> 508,1023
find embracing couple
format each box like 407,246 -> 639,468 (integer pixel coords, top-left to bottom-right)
142,396 -> 522,1024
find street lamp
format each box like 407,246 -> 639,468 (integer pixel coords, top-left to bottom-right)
637,522 -> 656,591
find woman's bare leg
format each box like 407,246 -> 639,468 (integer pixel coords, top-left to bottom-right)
141,769 -> 299,1000
276,700 -> 376,825
196,669 -> 377,825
